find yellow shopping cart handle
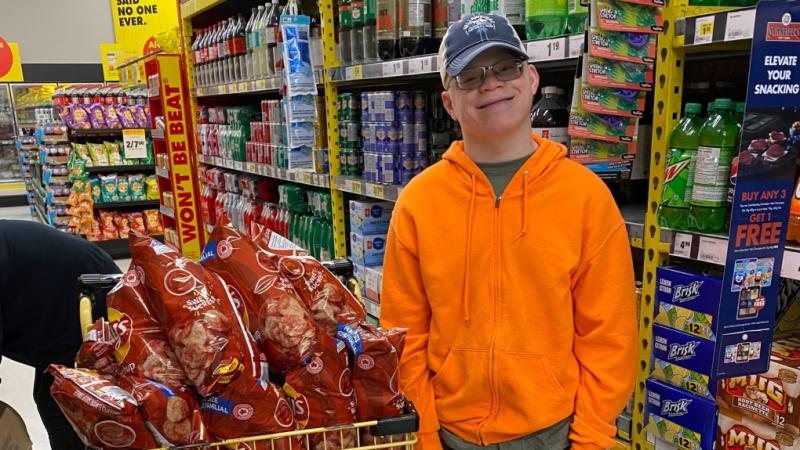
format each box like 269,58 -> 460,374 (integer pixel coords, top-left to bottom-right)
79,295 -> 93,336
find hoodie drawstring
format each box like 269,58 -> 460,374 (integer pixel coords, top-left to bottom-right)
514,171 -> 529,241
462,173 -> 477,327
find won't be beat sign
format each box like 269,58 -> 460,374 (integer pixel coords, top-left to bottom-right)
110,0 -> 179,58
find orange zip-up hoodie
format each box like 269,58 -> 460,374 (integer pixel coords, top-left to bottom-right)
380,134 -> 637,450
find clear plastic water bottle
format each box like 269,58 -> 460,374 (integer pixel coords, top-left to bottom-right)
525,0 -> 567,40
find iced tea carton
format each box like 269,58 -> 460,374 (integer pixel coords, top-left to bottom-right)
646,378 -> 717,450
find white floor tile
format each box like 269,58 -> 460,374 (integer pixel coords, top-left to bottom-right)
0,359 -> 50,449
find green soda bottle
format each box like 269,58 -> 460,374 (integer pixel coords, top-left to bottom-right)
735,102 -> 746,124
312,219 -> 323,259
658,103 -> 703,230
567,0 -> 587,34
525,0 -> 567,40
690,98 -> 741,232
320,223 -> 334,261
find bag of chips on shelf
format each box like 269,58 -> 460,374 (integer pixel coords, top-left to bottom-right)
132,105 -> 150,129
117,176 -> 131,202
100,174 -> 119,203
89,177 -> 102,203
145,175 -> 159,200
100,212 -> 119,240
129,235 -> 258,396
87,219 -> 103,241
107,269 -> 188,388
129,212 -> 147,235
118,105 -> 138,128
104,104 -> 122,129
115,214 -> 131,239
88,143 -> 110,166
129,174 -> 146,201
144,209 -> 163,234
105,141 -> 124,166
67,151 -> 86,182
70,105 -> 91,129
202,215 -> 318,373
48,365 -> 158,449
71,143 -> 92,165
88,104 -> 107,129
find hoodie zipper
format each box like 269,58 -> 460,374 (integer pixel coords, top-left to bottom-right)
478,195 -> 502,444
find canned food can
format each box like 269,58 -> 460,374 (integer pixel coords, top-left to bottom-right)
401,152 -> 416,171
416,121 -> 428,150
340,148 -> 352,175
413,91 -> 427,111
383,91 -> 396,122
401,168 -> 415,185
361,93 -> 370,121
401,142 -> 418,155
396,92 -> 412,110
414,109 -> 427,122
361,122 -> 375,152
400,122 -> 416,145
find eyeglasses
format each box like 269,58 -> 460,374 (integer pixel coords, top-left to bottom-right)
448,58 -> 527,90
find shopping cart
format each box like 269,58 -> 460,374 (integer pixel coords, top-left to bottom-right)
76,260 -> 419,450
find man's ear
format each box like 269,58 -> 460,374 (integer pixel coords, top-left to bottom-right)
529,63 -> 540,96
442,89 -> 458,122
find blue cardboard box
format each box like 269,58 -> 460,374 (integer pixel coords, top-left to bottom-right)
349,200 -> 394,234
350,232 -> 386,267
651,324 -> 716,398
645,378 -> 717,450
655,267 -> 723,340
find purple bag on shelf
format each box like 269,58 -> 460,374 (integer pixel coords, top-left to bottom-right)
132,105 -> 149,128
88,104 -> 108,129
70,105 -> 91,129
117,105 -> 137,128
103,104 -> 122,129
56,105 -> 74,128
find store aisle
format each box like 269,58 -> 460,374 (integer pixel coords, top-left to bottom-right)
0,206 -> 130,449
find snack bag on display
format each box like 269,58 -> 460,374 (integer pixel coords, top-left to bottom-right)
283,335 -> 357,450
129,212 -> 147,235
75,318 -> 119,377
129,174 -> 145,200
89,104 -> 108,129
100,212 -> 120,240
338,318 -> 407,421
120,376 -> 209,446
117,176 -> 132,202
89,177 -> 102,203
200,372 -> 297,448
67,151 -> 86,182
129,235 -> 256,396
72,143 -> 92,164
105,141 -> 124,166
88,219 -> 103,241
104,104 -> 122,129
48,365 -> 158,449
115,214 -> 132,239
57,104 -> 73,128
145,175 -> 159,200
100,174 -> 119,203
118,105 -> 137,128
70,105 -> 91,129
132,105 -> 150,129
144,209 -> 164,234
107,269 -> 188,388
254,229 -> 366,335
202,216 -> 318,373
89,143 -> 111,166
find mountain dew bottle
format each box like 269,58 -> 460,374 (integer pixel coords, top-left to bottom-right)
567,0 -> 588,34
525,0 -> 567,39
659,103 -> 703,230
690,98 -> 741,232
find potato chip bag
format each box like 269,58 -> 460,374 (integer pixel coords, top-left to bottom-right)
144,209 -> 164,234
129,212 -> 147,235
88,143 -> 110,166
89,104 -> 107,129
105,141 -> 124,166
104,104 -> 122,129
100,174 -> 119,203
145,175 -> 159,200
100,212 -> 119,240
119,105 -> 137,128
70,106 -> 91,129
129,174 -> 146,201
116,214 -> 131,239
117,176 -> 131,202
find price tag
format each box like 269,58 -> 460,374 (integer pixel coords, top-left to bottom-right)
366,183 -> 384,199
726,10 -> 755,41
239,82 -> 249,92
247,162 -> 256,173
695,15 -> 715,45
569,34 -> 585,58
408,58 -> 432,74
122,129 -> 148,159
303,172 -> 312,185
781,250 -> 800,280
255,79 -> 267,90
672,232 -> 693,259
698,236 -> 727,265
382,60 -> 404,77
527,38 -> 566,62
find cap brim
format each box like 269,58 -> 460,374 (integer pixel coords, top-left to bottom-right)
446,42 -> 529,78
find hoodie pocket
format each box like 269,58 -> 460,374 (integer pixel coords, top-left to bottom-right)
492,351 -> 573,436
432,348 -> 490,425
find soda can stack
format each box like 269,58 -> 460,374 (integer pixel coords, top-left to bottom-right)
338,93 -> 363,176
396,90 -> 429,184
360,91 -> 399,184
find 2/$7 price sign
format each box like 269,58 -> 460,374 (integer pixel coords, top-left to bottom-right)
122,129 -> 148,159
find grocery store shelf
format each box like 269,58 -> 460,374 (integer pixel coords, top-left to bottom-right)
620,205 -> 646,250
328,34 -> 583,83
41,154 -> 69,166
180,0 -> 224,19
33,201 -> 48,224
94,235 -> 163,258
85,164 -> 156,174
68,128 -> 150,139
40,134 -> 68,144
333,175 -> 402,201
0,139 -> 15,145
95,199 -> 160,209
676,7 -> 755,48
155,167 -> 170,179
198,154 -> 331,189
194,71 -> 323,97
160,205 -> 175,219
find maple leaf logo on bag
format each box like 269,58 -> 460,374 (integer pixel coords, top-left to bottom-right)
274,397 -> 295,428
339,368 -> 354,397
357,354 -> 375,370
233,404 -> 254,421
307,357 -> 324,375
94,420 -> 137,448
123,270 -> 141,287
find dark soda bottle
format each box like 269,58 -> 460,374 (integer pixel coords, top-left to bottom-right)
399,0 -> 432,57
377,0 -> 399,60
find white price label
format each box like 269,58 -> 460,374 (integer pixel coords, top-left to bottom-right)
673,232 -> 693,258
408,58 -> 432,74
569,34 -> 585,58
122,129 -> 148,159
527,38 -> 566,62
781,250 -> 800,280
698,236 -> 727,265
725,10 -> 755,41
695,15 -> 716,45
247,162 -> 256,173
382,60 -> 404,77
303,172 -> 312,185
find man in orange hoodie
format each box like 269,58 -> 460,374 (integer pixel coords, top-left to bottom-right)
380,14 -> 637,450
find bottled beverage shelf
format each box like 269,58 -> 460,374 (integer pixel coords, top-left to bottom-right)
197,154 -> 330,189
676,6 -> 755,48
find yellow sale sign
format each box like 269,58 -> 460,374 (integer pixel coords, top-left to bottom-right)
110,0 -> 179,58
0,37 -> 24,82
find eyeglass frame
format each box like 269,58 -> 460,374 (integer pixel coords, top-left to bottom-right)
445,57 -> 529,90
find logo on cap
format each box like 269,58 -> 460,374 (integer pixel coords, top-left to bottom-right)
463,15 -> 496,40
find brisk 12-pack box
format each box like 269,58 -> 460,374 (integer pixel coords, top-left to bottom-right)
651,324 -> 717,398
656,266 -> 774,379
646,378 -> 717,450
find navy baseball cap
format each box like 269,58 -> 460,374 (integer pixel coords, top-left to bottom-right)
438,14 -> 529,86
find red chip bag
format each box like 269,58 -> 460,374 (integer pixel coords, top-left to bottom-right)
120,376 -> 209,446
201,372 -> 297,450
338,320 -> 407,421
129,235 -> 257,395
48,365 -> 158,449
75,318 -> 119,377
283,335 -> 357,450
254,229 -> 365,335
202,216 -> 318,372
107,269 -> 188,388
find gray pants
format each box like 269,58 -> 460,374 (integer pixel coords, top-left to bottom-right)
439,417 -> 572,450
